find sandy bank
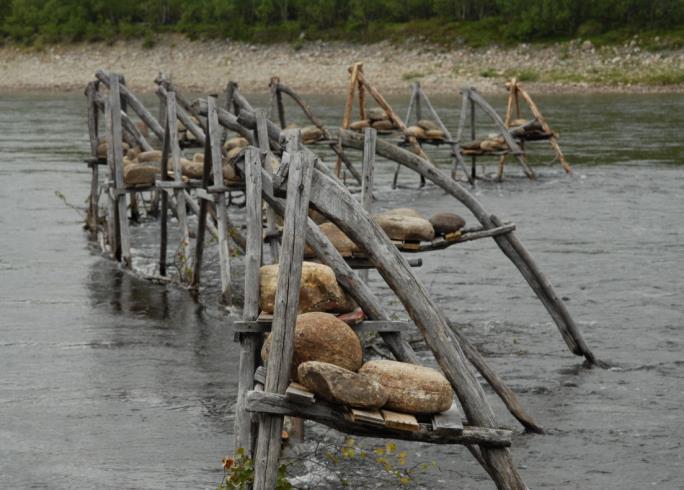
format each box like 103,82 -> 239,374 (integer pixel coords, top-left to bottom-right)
1,35 -> 683,95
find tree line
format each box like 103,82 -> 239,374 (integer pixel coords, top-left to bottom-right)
2,0 -> 683,45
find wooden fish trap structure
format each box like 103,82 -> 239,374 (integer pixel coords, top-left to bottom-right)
83,69 -> 600,489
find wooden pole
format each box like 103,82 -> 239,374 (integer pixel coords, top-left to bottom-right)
252,151 -> 315,490
391,83 -> 418,189
470,95 -> 477,182
159,117 -> 171,276
497,78 -> 516,180
360,127 -> 376,283
108,75 -> 131,268
103,96 -> 117,257
256,109 -> 281,264
167,92 -> 192,282
269,77 -> 286,129
190,111 -> 214,291
85,81 -> 100,239
235,147 -> 264,457
336,62 -> 361,178
207,97 -> 233,304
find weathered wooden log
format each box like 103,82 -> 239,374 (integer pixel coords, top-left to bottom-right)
256,110 -> 281,264
158,116 -> 171,277
234,147 -> 264,457
167,93 -> 192,282
246,391 -> 512,447
85,82 -> 100,238
108,75 -> 131,268
359,127 -> 376,283
253,151 -> 315,490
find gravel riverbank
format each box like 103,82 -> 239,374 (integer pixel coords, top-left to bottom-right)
1,34 -> 684,95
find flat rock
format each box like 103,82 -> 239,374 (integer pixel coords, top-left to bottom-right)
429,212 -> 466,236
259,262 -> 356,314
297,361 -> 388,409
262,313 -> 363,381
304,222 -> 360,258
359,360 -> 454,414
374,211 -> 434,242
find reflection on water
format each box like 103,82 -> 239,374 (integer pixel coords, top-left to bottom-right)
0,91 -> 683,489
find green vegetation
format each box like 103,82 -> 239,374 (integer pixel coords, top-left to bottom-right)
3,0 -> 684,48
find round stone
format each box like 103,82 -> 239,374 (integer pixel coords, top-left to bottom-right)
261,313 -> 363,381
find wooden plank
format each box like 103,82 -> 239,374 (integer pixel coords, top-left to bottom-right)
103,97 -> 118,257
85,82 -> 99,239
351,408 -> 385,427
108,75 -> 131,269
381,409 -> 420,432
286,383 -> 315,404
431,403 -> 464,434
246,391 -> 512,447
253,151 -> 315,490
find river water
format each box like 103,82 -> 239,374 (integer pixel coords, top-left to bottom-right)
1,91 -> 683,489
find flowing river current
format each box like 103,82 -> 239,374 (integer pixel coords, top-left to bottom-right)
1,91 -> 683,489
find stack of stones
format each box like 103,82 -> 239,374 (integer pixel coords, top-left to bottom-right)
404,120 -> 446,142
102,135 -> 248,187
349,107 -> 398,132
261,312 -> 454,415
302,208 -> 467,259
